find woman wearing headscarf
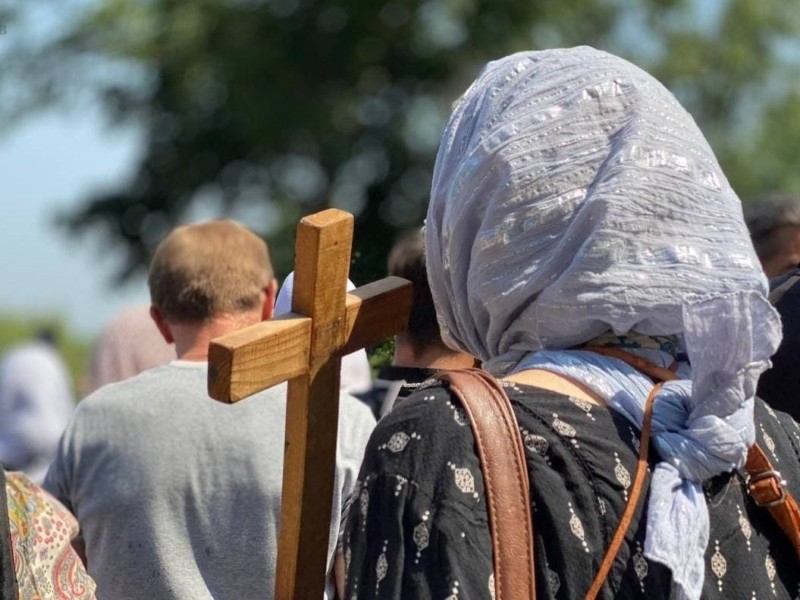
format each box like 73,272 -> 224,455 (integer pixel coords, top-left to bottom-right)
340,47 -> 800,599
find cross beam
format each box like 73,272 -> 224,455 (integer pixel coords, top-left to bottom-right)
207,209 -> 412,599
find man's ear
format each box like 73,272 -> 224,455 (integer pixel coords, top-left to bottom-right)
150,306 -> 175,344
261,278 -> 278,321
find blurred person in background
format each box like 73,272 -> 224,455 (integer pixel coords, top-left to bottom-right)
83,304 -> 176,394
0,328 -> 74,484
755,267 -> 800,420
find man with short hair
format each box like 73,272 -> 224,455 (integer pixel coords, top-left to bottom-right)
44,220 -> 376,599
744,193 -> 800,277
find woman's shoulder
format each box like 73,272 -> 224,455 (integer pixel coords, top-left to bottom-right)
381,374 -> 615,433
755,396 -> 800,434
354,379 -> 483,506
372,379 -> 470,453
385,376 -> 451,410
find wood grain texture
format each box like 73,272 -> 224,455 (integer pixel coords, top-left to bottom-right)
341,276 -> 413,356
208,277 -> 412,404
207,316 -> 312,403
205,208 -> 413,600
276,362 -> 342,599
276,209 -> 353,600
292,209 -> 354,373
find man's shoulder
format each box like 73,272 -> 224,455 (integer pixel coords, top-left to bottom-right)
78,363 -> 191,412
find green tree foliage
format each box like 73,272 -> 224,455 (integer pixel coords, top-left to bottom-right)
2,0 -> 799,282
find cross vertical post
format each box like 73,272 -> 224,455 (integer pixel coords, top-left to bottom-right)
276,209 -> 352,598
207,208 -> 413,599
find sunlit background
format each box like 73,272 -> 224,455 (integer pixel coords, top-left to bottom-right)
1,0 -> 799,388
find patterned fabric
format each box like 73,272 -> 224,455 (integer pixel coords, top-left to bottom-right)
355,367 -> 440,419
6,472 -> 96,600
0,469 -> 17,600
342,382 -> 800,599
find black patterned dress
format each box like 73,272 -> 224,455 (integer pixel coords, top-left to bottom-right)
340,380 -> 800,599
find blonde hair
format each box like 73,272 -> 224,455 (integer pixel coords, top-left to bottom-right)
148,220 -> 273,322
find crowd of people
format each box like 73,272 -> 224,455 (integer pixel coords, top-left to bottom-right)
2,46 -> 800,599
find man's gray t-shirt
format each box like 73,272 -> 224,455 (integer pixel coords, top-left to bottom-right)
44,361 -> 376,599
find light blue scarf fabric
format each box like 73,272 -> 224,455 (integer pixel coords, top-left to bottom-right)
512,293 -> 775,600
425,48 -> 782,600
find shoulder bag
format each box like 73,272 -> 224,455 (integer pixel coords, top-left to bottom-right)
439,353 -> 800,599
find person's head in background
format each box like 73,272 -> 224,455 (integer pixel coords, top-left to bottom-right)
387,229 -> 474,370
0,326 -> 74,484
84,305 -> 177,395
34,326 -> 57,346
148,220 -> 278,360
744,193 -> 800,277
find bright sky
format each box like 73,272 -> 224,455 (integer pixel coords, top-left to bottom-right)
0,111 -> 150,338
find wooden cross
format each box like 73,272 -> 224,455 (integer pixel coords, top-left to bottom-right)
207,208 -> 413,599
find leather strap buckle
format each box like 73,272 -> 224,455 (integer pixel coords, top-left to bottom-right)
748,470 -> 788,508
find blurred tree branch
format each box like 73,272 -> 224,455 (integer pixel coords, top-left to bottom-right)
2,0 -> 799,283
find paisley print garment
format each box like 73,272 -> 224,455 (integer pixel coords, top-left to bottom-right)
342,382 -> 800,599
6,472 -> 96,600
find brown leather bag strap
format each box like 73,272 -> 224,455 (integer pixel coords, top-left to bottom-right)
584,381 -> 661,599
745,444 -> 800,562
582,345 -> 680,383
585,347 -> 800,569
579,346 -> 677,598
438,368 -> 536,600
439,367 -> 659,600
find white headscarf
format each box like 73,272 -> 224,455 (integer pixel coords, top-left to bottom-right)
425,47 -> 781,600
275,272 -> 373,395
